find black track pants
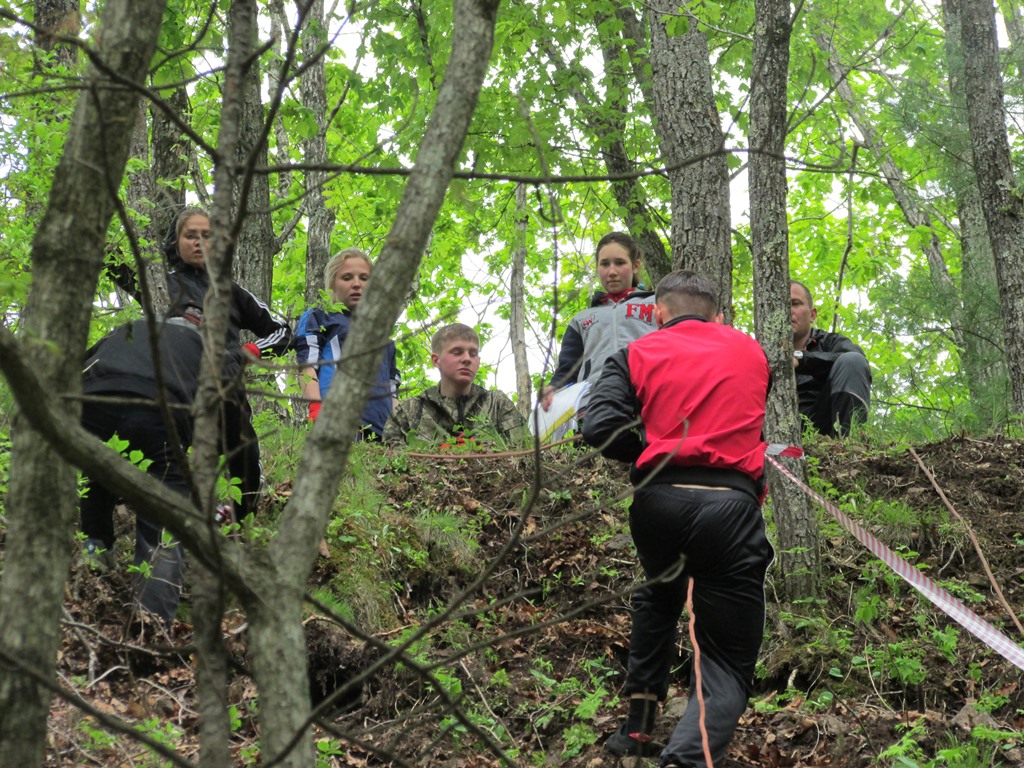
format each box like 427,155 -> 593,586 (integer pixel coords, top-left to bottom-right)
624,484 -> 773,767
80,400 -> 190,625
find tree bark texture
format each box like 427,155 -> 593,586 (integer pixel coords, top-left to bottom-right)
0,1 -> 167,765
511,183 -> 532,410
941,0 -> 1011,424
646,0 -> 733,318
33,0 -> 80,72
955,0 -> 1024,415
232,1 -> 276,305
191,564 -> 233,768
749,0 -> 818,600
300,0 -> 337,306
125,100 -> 171,313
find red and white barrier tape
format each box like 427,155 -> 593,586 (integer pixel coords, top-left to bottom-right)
767,454 -> 1024,672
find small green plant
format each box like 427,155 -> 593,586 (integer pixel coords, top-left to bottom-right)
560,722 -> 598,758
106,433 -> 153,472
128,560 -> 153,579
216,473 -> 242,505
77,718 -> 118,755
876,718 -> 928,764
315,737 -> 346,766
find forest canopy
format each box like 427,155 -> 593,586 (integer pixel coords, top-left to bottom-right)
3,0 -> 1024,767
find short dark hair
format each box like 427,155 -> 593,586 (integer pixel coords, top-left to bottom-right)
596,231 -> 641,287
655,270 -> 719,319
790,280 -> 813,306
431,323 -> 479,355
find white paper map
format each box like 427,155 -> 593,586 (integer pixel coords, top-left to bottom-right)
529,381 -> 590,442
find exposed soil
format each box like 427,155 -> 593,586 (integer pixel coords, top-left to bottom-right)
45,436 -> 1024,766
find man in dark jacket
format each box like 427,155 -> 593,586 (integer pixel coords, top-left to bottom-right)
791,280 -> 871,436
80,306 -> 214,625
583,271 -> 773,767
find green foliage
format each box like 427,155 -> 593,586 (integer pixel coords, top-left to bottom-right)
878,721 -> 1022,767
105,434 -> 154,473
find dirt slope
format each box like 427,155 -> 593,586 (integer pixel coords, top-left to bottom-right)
45,437 -> 1024,766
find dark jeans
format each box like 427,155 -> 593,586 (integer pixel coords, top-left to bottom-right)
80,400 -> 191,625
805,352 -> 871,436
222,395 -> 261,519
625,484 -> 773,768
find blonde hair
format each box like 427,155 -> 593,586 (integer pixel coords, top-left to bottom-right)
431,323 -> 479,355
324,248 -> 372,292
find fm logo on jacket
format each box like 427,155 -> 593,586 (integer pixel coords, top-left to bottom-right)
625,303 -> 655,322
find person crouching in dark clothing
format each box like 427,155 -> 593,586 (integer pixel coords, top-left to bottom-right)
80,306 -> 213,625
790,280 -> 871,436
583,270 -> 774,767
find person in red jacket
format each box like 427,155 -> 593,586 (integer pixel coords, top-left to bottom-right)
583,270 -> 774,766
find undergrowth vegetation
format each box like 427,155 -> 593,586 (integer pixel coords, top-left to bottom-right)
2,409 -> 1023,766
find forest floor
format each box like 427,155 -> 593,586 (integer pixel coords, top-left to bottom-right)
44,434 -> 1024,767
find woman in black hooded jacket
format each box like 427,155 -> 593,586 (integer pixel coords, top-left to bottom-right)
110,207 -> 291,518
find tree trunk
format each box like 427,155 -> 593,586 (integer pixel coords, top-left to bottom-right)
538,26 -> 670,284
191,565 -> 232,768
593,6 -> 671,284
233,0 -> 276,304
646,0 -> 733,318
33,0 -> 80,72
124,102 -> 171,313
300,0 -> 337,306
749,0 -> 818,600
270,0 -> 294,201
0,2 -> 167,765
941,0 -> 1011,426
510,183 -> 531,411
954,0 -> 1024,415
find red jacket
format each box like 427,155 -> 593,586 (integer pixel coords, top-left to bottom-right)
582,315 -> 770,493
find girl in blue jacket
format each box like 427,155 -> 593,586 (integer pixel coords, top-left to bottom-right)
294,248 -> 400,439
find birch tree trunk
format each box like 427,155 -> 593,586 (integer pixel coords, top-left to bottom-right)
0,2 -> 167,764
750,0 -> 818,599
646,0 -> 733,318
954,0 -> 1024,415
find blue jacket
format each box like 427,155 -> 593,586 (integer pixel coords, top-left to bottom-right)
294,307 -> 400,438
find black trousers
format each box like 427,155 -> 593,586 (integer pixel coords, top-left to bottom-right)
221,394 -> 261,519
80,400 -> 191,625
805,352 -> 871,436
625,483 -> 773,767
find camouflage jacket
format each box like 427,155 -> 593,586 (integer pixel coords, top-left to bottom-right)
383,384 -> 525,447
